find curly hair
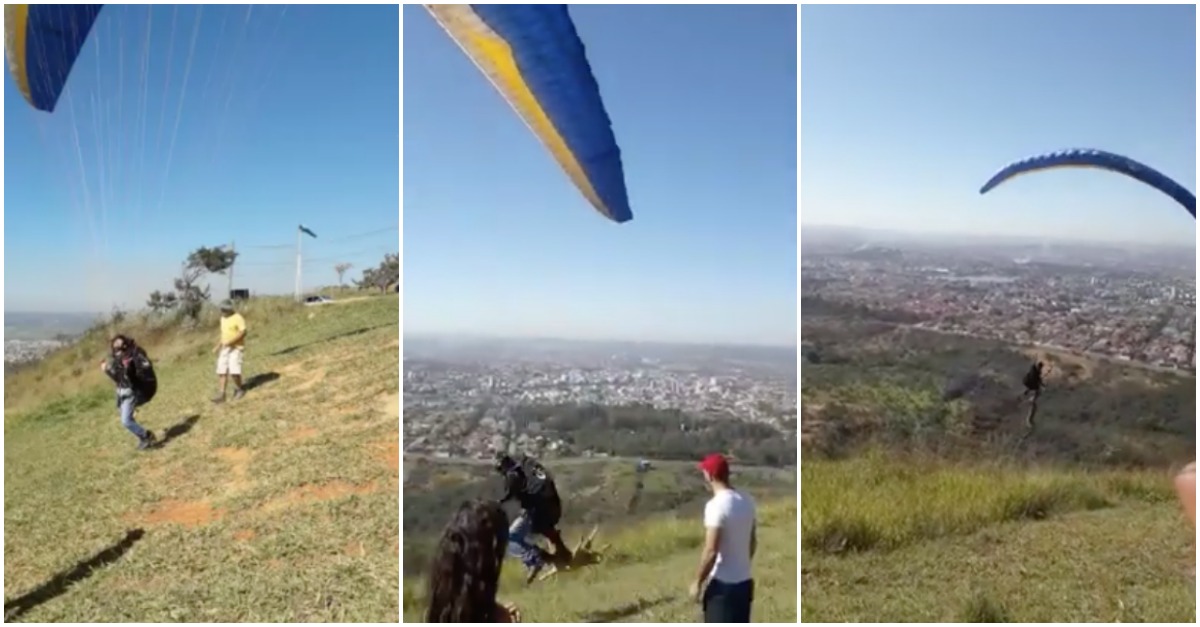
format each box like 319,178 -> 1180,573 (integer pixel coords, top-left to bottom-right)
425,499 -> 510,622
110,334 -> 136,352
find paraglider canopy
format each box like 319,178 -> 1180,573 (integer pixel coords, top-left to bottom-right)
5,4 -> 105,113
425,4 -> 633,224
979,149 -> 1196,218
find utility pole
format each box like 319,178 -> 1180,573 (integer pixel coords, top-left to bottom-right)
295,224 -> 318,302
294,228 -> 303,302
228,240 -> 235,300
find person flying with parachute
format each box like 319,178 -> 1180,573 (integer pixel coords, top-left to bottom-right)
981,148 -> 1195,434
980,149 -> 1198,528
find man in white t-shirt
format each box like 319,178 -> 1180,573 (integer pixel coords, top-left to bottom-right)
690,453 -> 757,622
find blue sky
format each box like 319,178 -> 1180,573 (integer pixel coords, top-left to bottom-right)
403,5 -> 797,346
802,4 -> 1196,246
5,5 -> 399,312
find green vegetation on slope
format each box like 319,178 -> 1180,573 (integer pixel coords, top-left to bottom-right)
801,312 -> 1195,622
403,498 -> 797,622
4,296 -> 399,622
802,316 -> 1196,467
402,457 -> 795,574
802,454 -> 1194,622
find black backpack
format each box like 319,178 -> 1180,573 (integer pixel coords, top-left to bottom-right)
518,456 -> 555,498
129,346 -> 158,404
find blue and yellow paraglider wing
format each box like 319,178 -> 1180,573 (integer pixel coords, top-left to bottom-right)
980,149 -> 1196,218
425,4 -> 633,224
4,4 -> 104,113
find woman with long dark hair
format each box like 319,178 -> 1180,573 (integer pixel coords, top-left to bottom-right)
426,499 -> 521,622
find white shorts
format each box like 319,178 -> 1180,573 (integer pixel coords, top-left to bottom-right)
217,346 -> 244,376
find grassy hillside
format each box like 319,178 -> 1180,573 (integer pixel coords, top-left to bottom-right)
801,314 -> 1196,622
402,457 -> 794,573
802,316 -> 1195,466
801,453 -> 1195,622
4,295 -> 399,622
403,496 -> 797,622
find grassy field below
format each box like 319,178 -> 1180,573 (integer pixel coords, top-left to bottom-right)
801,453 -> 1195,622
4,295 -> 399,622
403,498 -> 796,622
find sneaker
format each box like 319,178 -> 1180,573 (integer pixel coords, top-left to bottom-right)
524,560 -> 544,584
138,431 -> 158,451
232,389 -> 245,401
211,394 -> 225,404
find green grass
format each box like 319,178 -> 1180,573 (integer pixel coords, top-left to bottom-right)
801,453 -> 1194,622
403,499 -> 797,622
4,295 -> 399,622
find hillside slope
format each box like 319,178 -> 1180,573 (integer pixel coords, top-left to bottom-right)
802,455 -> 1195,622
4,296 -> 399,622
402,499 -> 796,622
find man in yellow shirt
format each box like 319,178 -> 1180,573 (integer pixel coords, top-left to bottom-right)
213,300 -> 247,403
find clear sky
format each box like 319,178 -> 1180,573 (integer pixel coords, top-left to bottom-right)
403,5 -> 797,347
5,5 -> 399,312
801,5 -> 1196,246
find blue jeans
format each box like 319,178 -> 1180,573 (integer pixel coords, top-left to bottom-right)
507,513 -> 543,569
117,390 -> 147,439
703,578 -> 754,623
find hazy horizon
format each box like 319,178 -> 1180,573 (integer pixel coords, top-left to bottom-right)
802,222 -> 1198,251
402,330 -> 798,350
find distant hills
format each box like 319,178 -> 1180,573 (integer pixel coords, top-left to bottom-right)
403,334 -> 796,375
5,311 -> 99,341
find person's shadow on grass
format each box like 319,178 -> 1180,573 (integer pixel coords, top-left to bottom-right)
3,529 -> 145,622
579,595 -> 676,622
156,414 -> 201,448
242,372 -> 280,391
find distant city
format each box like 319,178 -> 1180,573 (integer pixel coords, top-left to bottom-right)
5,311 -> 98,364
802,228 -> 1196,372
403,336 -> 798,460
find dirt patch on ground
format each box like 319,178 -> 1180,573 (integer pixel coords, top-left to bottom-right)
1023,348 -> 1095,382
375,438 -> 399,473
343,541 -> 366,557
233,528 -> 257,542
214,447 -> 254,492
259,480 -> 380,514
133,499 -> 224,527
286,425 -> 321,442
289,368 -> 327,393
381,391 -> 399,418
279,359 -> 313,376
330,296 -> 373,306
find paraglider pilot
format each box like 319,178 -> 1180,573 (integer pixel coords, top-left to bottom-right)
100,335 -> 159,450
1022,361 -> 1045,401
495,452 -> 573,582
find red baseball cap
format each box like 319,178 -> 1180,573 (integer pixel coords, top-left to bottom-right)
698,453 -> 729,479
